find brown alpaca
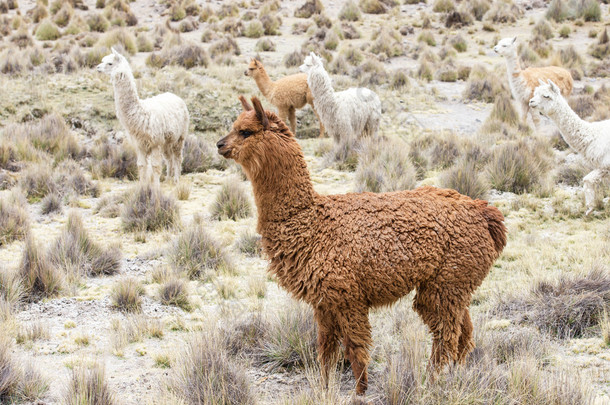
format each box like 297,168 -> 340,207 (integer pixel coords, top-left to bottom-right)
245,58 -> 325,137
217,96 -> 507,395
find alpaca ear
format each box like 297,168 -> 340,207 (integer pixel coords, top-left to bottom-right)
538,79 -> 546,86
251,97 -> 269,129
239,95 -> 253,111
511,36 -> 516,44
547,79 -> 560,94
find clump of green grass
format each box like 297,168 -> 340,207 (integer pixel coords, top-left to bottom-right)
99,28 -> 136,55
260,13 -> 281,36
558,25 -> 571,38
546,0 -> 568,22
494,267 -> 610,339
578,0 -> 600,22
417,30 -> 436,46
53,3 -> 73,27
210,178 -> 252,221
111,277 -> 144,312
159,278 -> 191,311
121,185 -> 180,232
35,19 -> 61,40
48,211 -> 121,280
589,28 -> 609,60
63,361 -> 116,405
339,0 -> 360,21
355,137 -> 417,193
32,3 -> 49,24
369,28 -> 403,59
169,219 -> 233,281
0,191 -> 29,247
19,237 -> 62,302
165,330 -> 254,405
359,0 -> 388,14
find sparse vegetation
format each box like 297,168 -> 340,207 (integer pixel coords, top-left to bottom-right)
64,361 -> 116,405
121,185 -> 180,232
159,278 -> 191,311
210,178 -> 252,221
111,277 -> 144,312
19,237 -> 63,301
0,192 -> 29,246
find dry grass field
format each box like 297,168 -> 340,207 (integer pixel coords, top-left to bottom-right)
1,0 -> 609,404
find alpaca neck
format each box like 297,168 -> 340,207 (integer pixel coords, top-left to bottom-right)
546,99 -> 594,155
245,135 -> 316,229
307,67 -> 337,118
253,69 -> 275,98
505,50 -> 522,76
111,69 -> 145,130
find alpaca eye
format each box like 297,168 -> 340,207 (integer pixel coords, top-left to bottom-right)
239,130 -> 253,138
543,95 -> 550,99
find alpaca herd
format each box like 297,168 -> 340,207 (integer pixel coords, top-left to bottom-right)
91,40 -> 608,395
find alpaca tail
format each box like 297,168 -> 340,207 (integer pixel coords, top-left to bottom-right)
479,203 -> 507,256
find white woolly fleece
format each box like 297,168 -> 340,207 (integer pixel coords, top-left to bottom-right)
300,53 -> 381,144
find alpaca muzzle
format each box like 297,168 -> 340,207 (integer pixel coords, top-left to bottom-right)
216,137 -> 231,158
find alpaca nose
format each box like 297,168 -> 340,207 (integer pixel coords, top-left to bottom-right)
244,70 -> 248,76
216,139 -> 226,149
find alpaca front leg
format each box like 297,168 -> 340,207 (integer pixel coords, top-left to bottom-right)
172,138 -> 185,184
583,169 -> 604,215
150,148 -> 163,188
456,308 -> 474,363
311,105 -> 325,138
314,309 -> 340,389
278,107 -> 290,130
341,309 -> 372,396
136,150 -> 149,184
288,107 -> 297,135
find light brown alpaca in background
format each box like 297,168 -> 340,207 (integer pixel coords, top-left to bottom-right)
245,58 -> 325,137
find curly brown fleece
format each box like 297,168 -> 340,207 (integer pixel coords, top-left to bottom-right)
245,58 -> 325,137
217,96 -> 507,395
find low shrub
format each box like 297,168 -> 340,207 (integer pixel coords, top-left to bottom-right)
121,185 -> 180,232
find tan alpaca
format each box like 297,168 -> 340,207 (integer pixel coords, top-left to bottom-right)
245,58 -> 325,137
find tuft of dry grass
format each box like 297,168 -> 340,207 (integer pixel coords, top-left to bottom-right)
41,193 -> 62,215
175,180 -> 191,201
463,65 -> 507,102
89,137 -> 138,180
121,185 -> 180,232
294,0 -> 323,18
494,267 -> 610,339
169,219 -> 233,281
0,336 -> 49,402
159,278 -> 191,311
19,237 -> 62,302
440,158 -> 489,200
111,277 -> 144,313
0,191 -> 29,247
165,329 -> 254,405
49,211 -> 122,280
235,229 -> 262,257
486,139 -> 551,194
181,135 -> 222,174
64,361 -> 116,405
99,28 -> 137,55
484,0 -> 522,23
339,0 -> 360,21
355,137 -> 417,193
0,268 -> 23,309
35,19 -> 61,41
210,178 -> 252,221
147,41 -> 208,69
15,321 -> 49,344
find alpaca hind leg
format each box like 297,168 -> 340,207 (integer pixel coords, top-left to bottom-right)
413,285 -> 463,372
314,309 -> 341,389
341,309 -> 372,395
150,148 -> 163,188
583,169 -> 604,215
162,144 -> 173,184
278,107 -> 290,129
288,107 -> 297,135
172,138 -> 185,184
456,308 -> 474,364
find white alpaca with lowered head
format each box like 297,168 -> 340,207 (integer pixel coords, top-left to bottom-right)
97,47 -> 189,185
529,79 -> 610,214
299,52 -> 381,145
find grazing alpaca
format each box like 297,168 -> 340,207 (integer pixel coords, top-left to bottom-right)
97,48 -> 189,186
494,37 -> 573,128
300,52 -> 381,144
245,58 -> 325,137
217,96 -> 507,395
529,80 -> 610,215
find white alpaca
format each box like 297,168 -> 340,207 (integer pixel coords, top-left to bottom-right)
494,37 -> 573,128
299,52 -> 381,145
529,80 -> 610,214
96,48 -> 189,186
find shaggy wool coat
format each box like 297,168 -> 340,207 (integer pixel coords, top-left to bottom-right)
217,99 -> 506,395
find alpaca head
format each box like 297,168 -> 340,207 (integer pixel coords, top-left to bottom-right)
299,52 -> 323,74
529,79 -> 563,117
96,47 -> 130,77
244,58 -> 264,78
493,37 -> 517,57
